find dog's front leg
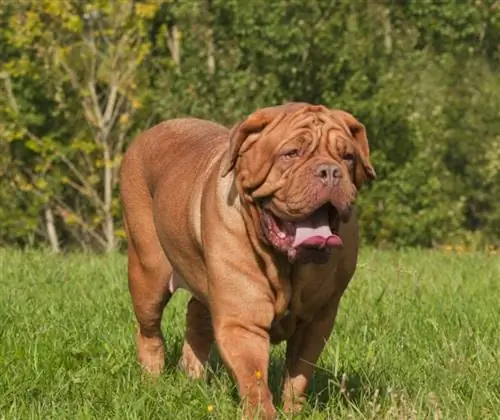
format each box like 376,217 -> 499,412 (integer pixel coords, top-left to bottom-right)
211,296 -> 276,419
281,298 -> 340,413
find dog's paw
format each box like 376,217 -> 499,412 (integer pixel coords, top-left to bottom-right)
179,341 -> 207,379
282,395 -> 306,415
136,332 -> 165,376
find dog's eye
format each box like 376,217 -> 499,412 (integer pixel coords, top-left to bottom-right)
343,153 -> 355,162
280,148 -> 301,160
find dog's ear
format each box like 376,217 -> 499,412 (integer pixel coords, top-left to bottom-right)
331,110 -> 376,188
221,102 -> 308,177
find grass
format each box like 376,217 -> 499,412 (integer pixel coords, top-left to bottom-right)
0,248 -> 499,419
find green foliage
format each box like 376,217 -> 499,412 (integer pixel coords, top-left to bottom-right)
0,0 -> 499,249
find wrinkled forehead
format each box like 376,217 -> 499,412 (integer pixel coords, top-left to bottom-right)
263,107 -> 353,153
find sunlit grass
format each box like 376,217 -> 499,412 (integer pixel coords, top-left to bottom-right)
0,248 -> 498,419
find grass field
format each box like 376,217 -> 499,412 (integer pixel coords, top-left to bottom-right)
0,248 -> 499,419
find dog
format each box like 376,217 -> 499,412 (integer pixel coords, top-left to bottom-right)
119,102 -> 375,418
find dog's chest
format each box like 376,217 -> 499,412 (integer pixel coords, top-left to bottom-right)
270,264 -> 338,342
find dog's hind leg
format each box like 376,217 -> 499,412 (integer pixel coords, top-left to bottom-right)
179,297 -> 214,379
121,153 -> 173,376
127,237 -> 172,375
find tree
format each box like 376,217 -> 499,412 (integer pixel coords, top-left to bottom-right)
1,0 -> 499,250
1,0 -> 159,251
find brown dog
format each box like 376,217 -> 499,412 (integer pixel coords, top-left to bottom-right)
119,103 -> 375,418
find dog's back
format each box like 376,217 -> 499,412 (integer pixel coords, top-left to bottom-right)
121,118 -> 228,197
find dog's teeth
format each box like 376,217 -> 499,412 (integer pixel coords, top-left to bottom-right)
278,232 -> 286,239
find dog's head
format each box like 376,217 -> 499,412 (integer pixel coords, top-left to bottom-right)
222,103 -> 375,264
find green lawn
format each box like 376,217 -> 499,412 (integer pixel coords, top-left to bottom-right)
0,248 -> 499,419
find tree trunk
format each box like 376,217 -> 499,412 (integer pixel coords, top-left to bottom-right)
103,144 -> 115,252
383,7 -> 392,54
206,0 -> 215,75
44,205 -> 60,253
167,23 -> 181,68
206,28 -> 215,75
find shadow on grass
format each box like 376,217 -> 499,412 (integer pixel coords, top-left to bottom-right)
208,349 -> 373,413
307,366 -> 368,409
156,331 -> 376,414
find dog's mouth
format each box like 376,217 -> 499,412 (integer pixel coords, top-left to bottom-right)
259,204 -> 343,264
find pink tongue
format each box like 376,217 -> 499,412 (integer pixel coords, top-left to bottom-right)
292,208 -> 343,248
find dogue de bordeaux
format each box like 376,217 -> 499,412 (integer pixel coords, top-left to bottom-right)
119,102 -> 375,418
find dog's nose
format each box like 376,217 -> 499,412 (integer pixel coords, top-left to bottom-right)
315,163 -> 342,186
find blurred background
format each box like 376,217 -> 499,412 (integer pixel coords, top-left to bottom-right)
0,0 -> 499,253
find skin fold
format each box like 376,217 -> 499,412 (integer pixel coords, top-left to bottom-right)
119,103 -> 375,419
